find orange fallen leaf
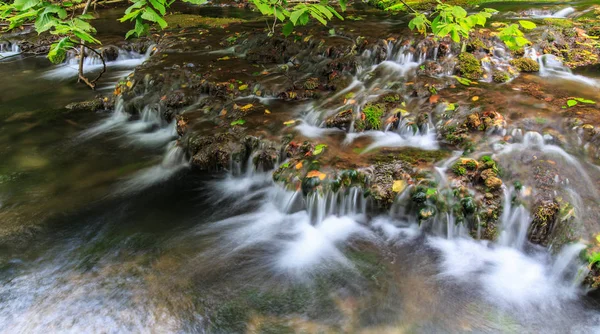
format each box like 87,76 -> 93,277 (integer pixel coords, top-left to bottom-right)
295,162 -> 303,169
307,170 -> 327,180
429,95 -> 440,104
220,109 -> 227,116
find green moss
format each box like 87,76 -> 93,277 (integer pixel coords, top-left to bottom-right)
164,14 -> 245,28
509,57 -> 540,72
543,18 -> 574,29
451,162 -> 467,176
362,103 -> 385,130
382,93 -> 401,102
457,52 -> 484,80
492,69 -> 510,83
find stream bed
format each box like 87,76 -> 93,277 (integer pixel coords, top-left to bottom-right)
2,2 -> 600,333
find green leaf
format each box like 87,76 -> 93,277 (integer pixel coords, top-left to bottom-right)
309,10 -> 327,26
282,21 -> 294,36
313,144 -> 327,155
231,119 -> 246,126
149,0 -> 166,15
120,9 -> 141,22
518,20 -> 536,30
567,99 -> 578,107
13,0 -> 40,11
452,6 -> 467,19
298,12 -> 309,25
339,0 -> 347,12
290,8 -> 307,25
142,7 -> 168,28
573,97 -> 595,104
453,76 -> 472,86
252,0 -> 272,15
47,37 -> 73,64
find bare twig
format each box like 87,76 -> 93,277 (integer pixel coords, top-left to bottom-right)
73,42 -> 106,89
397,0 -> 417,13
77,0 -> 94,88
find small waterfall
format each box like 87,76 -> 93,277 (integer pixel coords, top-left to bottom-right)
43,46 -> 152,80
497,187 -> 531,250
0,42 -> 20,59
523,7 -> 576,18
552,7 -> 575,18
525,48 -> 600,88
498,130 -> 600,199
117,141 -> 189,193
306,187 -> 367,224
80,97 -> 129,138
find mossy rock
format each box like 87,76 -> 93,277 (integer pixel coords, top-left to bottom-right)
543,18 -> 574,29
456,52 -> 483,80
510,58 -> 540,72
164,14 -> 245,29
492,69 -> 510,83
362,103 -> 385,130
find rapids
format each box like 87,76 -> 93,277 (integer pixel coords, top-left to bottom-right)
1,2 -> 600,334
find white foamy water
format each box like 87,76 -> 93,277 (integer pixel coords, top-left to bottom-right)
429,237 -> 585,308
345,121 -> 439,152
197,162 -> 590,315
117,141 -> 189,193
42,46 -> 152,80
0,42 -> 20,59
525,48 -> 600,88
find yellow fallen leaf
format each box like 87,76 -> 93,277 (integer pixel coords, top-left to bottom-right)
392,180 -> 406,193
240,104 -> 253,111
264,109 -> 271,114
295,162 -> 303,170
284,120 -> 296,126
126,81 -> 132,88
472,96 -> 479,101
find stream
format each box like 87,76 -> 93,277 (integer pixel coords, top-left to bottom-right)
2,2 -> 600,333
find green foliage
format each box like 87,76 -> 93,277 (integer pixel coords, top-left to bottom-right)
563,97 -> 596,108
231,119 -> 246,126
313,144 -> 327,155
405,2 -> 497,43
496,20 -> 536,50
120,0 -> 209,39
1,0 -> 345,69
0,0 -> 99,64
589,252 -> 600,267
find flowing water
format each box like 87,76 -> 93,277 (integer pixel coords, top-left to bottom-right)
1,4 -> 600,334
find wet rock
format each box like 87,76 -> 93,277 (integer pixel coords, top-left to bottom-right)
417,60 -> 444,77
188,132 -> 247,170
363,160 -> 412,209
325,109 -> 354,130
528,199 -> 560,246
65,98 -> 104,113
101,46 -> 120,62
456,52 -> 483,80
253,146 -> 279,171
510,58 -> 540,72
465,113 -> 482,130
